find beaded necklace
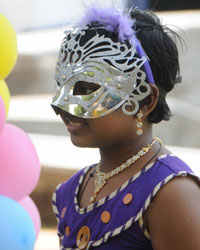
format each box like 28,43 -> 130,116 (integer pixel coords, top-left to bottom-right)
90,137 -> 161,203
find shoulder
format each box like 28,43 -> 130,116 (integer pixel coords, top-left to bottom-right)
136,154 -> 195,208
145,154 -> 196,192
147,175 -> 200,216
155,154 -> 194,173
147,175 -> 200,250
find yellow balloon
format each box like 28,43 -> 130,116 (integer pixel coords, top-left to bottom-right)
0,80 -> 10,116
0,14 -> 18,80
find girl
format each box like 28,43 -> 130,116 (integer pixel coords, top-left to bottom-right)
51,7 -> 200,250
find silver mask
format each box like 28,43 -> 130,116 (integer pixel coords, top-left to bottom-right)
51,25 -> 152,118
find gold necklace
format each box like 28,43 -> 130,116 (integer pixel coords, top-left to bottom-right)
90,137 -> 161,203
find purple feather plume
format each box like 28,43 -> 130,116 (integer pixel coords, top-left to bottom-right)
77,6 -> 138,44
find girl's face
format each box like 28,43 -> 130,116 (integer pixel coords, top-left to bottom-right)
59,106 -> 138,150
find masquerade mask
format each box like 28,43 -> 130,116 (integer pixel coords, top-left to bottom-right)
51,7 -> 155,119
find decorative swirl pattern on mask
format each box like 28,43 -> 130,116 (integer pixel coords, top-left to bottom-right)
52,25 -> 151,118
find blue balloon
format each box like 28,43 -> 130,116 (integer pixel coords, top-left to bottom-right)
0,195 -> 36,250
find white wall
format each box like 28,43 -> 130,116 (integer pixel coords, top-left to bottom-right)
0,0 -> 124,31
0,0 -> 35,31
0,0 -> 83,31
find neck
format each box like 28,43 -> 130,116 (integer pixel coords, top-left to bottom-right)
99,130 -> 153,173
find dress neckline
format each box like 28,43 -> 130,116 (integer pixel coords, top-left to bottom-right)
74,154 -> 174,214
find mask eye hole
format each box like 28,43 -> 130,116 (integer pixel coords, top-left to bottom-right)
73,81 -> 100,95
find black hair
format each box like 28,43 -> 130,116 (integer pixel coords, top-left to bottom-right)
130,9 -> 181,123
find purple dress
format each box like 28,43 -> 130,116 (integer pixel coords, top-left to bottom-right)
52,154 -> 198,250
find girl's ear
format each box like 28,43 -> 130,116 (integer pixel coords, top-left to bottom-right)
142,84 -> 159,117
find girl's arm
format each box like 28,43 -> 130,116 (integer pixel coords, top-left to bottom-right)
147,177 -> 200,250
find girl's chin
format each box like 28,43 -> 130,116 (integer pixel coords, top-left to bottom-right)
70,135 -> 97,149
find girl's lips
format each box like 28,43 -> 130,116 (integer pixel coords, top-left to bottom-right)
68,121 -> 85,127
67,120 -> 87,133
59,110 -> 87,132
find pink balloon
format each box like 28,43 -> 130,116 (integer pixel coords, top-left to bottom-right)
19,196 -> 41,239
0,124 -> 41,200
0,96 -> 6,134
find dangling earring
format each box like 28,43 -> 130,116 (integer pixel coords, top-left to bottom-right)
136,110 -> 143,136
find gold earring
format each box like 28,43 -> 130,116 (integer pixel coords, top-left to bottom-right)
136,110 -> 143,136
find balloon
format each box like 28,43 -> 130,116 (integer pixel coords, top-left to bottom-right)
0,96 -> 6,134
0,124 -> 41,200
19,196 -> 41,239
0,80 -> 10,116
0,14 -> 17,80
0,195 -> 36,250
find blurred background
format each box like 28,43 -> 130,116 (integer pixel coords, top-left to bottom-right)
1,0 -> 200,249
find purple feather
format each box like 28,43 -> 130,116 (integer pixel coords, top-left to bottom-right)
77,6 -> 138,45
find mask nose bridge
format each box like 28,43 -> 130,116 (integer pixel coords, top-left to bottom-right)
51,104 -> 60,115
